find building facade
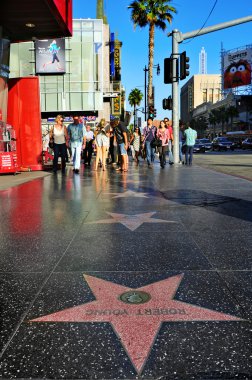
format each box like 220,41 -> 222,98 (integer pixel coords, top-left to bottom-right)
9,19 -> 122,124
180,74 -> 221,122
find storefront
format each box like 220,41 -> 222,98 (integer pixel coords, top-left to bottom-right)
0,0 -> 72,172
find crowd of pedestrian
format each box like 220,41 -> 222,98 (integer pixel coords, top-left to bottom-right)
49,114 -> 198,174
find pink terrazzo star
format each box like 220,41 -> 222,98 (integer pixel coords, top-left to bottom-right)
86,211 -> 177,231
30,274 -> 241,373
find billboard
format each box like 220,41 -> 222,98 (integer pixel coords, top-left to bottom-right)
110,32 -> 115,79
112,96 -> 121,116
114,40 -> 122,81
223,47 -> 252,89
35,38 -> 65,74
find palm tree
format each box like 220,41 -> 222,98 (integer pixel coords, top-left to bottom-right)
96,0 -> 108,24
226,105 -> 239,132
128,0 -> 177,106
217,106 -> 228,135
128,88 -> 143,128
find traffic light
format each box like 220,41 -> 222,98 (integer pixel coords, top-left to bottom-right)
164,57 -> 178,84
148,104 -> 154,118
164,58 -> 172,84
180,51 -> 190,80
154,108 -> 157,117
162,96 -> 172,110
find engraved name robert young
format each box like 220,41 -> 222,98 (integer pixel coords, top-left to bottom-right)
85,308 -> 187,316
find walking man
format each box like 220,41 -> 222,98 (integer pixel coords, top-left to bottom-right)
142,118 -> 156,168
68,115 -> 84,174
184,123 -> 197,166
114,118 -> 128,172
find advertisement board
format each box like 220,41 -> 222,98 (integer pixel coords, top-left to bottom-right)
112,96 -> 121,116
35,38 -> 66,74
110,32 -> 115,79
223,47 -> 252,89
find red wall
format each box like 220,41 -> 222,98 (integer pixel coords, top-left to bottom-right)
7,77 -> 43,171
48,0 -> 73,36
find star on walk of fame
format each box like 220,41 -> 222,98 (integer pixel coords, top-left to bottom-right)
87,211 -> 177,231
104,190 -> 150,198
31,274 -> 241,374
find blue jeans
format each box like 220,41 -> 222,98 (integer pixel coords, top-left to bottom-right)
168,140 -> 174,163
185,145 -> 194,165
145,141 -> 155,165
179,142 -> 183,162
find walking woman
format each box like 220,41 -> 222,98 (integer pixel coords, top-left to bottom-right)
156,120 -> 170,169
83,125 -> 94,167
50,115 -> 68,174
94,118 -> 110,171
130,127 -> 141,165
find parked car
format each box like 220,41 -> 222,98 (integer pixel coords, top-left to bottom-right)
226,137 -> 243,149
212,137 -> 234,151
193,139 -> 205,153
199,138 -> 212,151
241,138 -> 252,150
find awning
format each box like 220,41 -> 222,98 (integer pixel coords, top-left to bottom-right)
0,0 -> 72,42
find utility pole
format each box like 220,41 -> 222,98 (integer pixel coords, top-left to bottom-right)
168,15 -> 252,163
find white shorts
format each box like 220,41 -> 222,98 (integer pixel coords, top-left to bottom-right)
96,133 -> 109,147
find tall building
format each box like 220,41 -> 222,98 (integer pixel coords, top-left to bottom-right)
180,74 -> 221,122
199,47 -> 207,74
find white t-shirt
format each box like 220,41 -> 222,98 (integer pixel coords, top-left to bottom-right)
53,126 -> 65,144
84,130 -> 94,141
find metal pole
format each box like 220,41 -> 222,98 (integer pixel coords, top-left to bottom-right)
172,30 -> 180,164
181,15 -> 252,41
144,66 -> 147,122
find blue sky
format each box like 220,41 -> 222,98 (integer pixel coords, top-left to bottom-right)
73,0 -> 252,120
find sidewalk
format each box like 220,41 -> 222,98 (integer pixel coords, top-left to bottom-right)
194,151 -> 252,181
0,160 -> 251,379
0,171 -> 51,191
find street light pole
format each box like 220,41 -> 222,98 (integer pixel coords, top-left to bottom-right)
171,30 -> 180,165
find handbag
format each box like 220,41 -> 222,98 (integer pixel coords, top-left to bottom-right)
49,139 -> 54,149
151,138 -> 162,148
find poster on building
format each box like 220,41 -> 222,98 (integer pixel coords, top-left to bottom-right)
35,38 -> 66,74
223,47 -> 252,89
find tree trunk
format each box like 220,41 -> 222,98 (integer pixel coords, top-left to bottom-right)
148,23 -> 155,107
96,0 -> 103,19
134,104 -> 136,128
